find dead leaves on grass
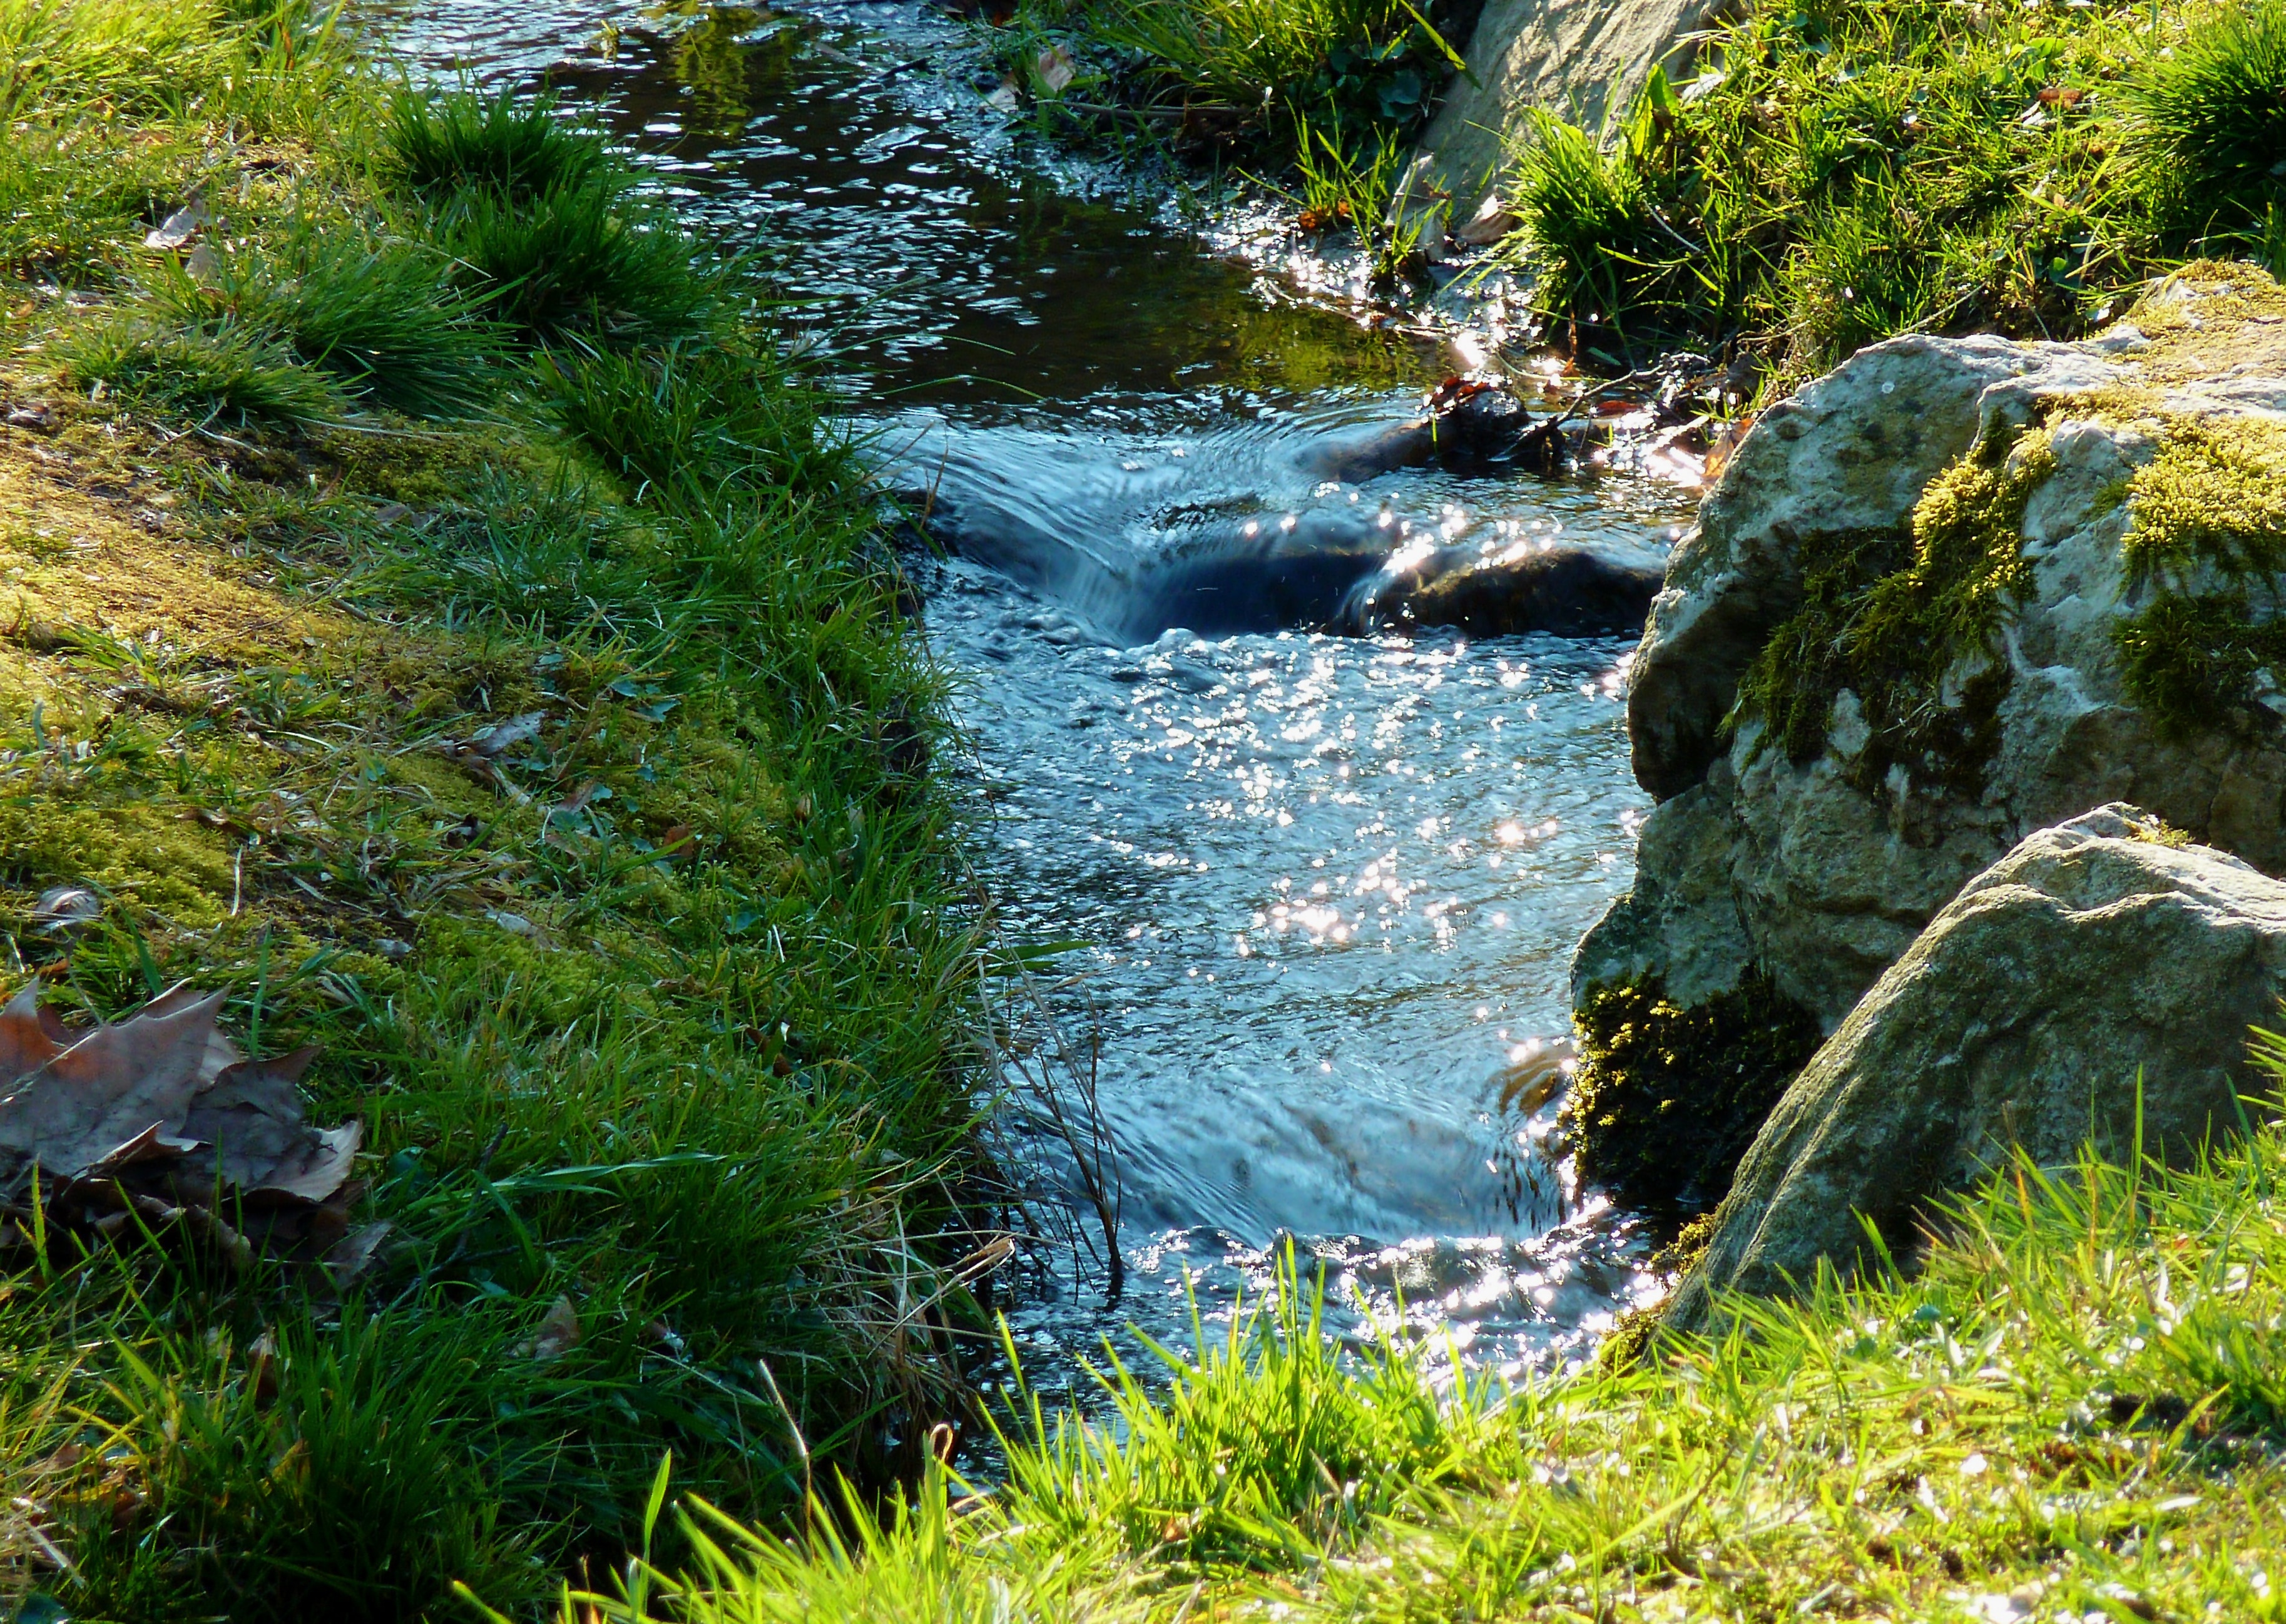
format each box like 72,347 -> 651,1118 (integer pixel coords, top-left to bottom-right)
0,981 -> 382,1280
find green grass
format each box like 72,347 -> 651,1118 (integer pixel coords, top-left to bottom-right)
0,1 -> 994,1616
519,1105 -> 2286,1622
429,175 -> 733,347
1083,0 -> 1452,141
1497,0 -> 2286,374
380,84 -> 614,202
53,312 -> 350,426
136,225 -> 503,416
2120,0 -> 2286,248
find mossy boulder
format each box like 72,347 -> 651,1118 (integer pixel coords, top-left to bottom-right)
1665,804 -> 2286,1332
1581,263 -> 2286,1042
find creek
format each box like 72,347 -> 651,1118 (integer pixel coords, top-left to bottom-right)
387,0 -> 1692,1392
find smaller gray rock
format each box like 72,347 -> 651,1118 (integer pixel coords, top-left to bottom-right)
1666,804 -> 2286,1332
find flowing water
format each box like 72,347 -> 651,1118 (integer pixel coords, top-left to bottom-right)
389,0 -> 1695,1391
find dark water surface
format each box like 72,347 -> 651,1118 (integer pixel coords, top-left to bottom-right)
387,0 -> 1692,1387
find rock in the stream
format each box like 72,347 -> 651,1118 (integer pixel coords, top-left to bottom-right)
1340,543 -> 1664,637
1664,805 -> 2286,1331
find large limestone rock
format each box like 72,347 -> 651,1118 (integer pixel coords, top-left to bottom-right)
1416,0 -> 1728,213
1577,265 -> 2286,1032
1665,805 -> 2286,1330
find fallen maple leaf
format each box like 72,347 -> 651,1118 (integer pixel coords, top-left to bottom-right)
0,982 -> 365,1269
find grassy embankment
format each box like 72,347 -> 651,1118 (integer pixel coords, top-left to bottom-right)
0,1 -> 996,1616
1503,0 -> 2286,375
549,1112 -> 2286,1622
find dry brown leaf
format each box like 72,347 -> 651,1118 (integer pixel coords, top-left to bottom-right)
183,1045 -> 359,1201
246,1330 -> 279,1408
521,1294 -> 581,1361
317,1221 -> 392,1290
551,780 -> 607,819
0,986 -> 222,1182
0,983 -> 362,1263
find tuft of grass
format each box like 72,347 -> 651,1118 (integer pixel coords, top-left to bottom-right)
0,130 -> 183,285
434,177 -> 732,347
1285,115 -> 1422,286
53,314 -> 347,426
544,1104 -> 2286,1624
541,344 -> 857,504
1506,100 -> 1678,340
996,1249 -> 1506,1572
1491,0 -> 2247,372
997,0 -> 1461,160
2120,0 -> 2286,248
55,1287 -> 545,1620
137,227 -> 501,417
0,0 -> 356,131
381,83 -> 615,202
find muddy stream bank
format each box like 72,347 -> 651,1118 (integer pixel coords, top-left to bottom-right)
387,0 -> 1695,1399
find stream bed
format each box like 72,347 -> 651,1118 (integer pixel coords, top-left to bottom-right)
388,0 -> 1694,1391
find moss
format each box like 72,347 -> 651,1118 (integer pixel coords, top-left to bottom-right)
1730,425 -> 2053,797
2123,810 -> 2195,848
1564,971 -> 1823,1218
0,800 -> 237,927
1598,1208 -> 1724,1371
2113,417 -> 2286,736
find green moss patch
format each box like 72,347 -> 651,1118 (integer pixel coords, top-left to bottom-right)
1563,972 -> 1823,1217
2114,417 -> 2286,735
1730,425 -> 2054,796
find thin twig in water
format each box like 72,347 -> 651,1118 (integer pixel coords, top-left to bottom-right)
971,944 -> 1126,1306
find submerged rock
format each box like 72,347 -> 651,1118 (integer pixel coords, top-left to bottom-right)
1664,805 -> 2286,1331
1339,542 -> 1663,637
1297,383 -> 1571,484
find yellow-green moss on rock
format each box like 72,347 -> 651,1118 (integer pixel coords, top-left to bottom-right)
2114,417 -> 2286,735
1729,422 -> 2056,797
1564,971 -> 1822,1219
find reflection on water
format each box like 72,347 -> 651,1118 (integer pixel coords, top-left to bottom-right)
386,0 -> 1690,1389
384,0 -> 1437,410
